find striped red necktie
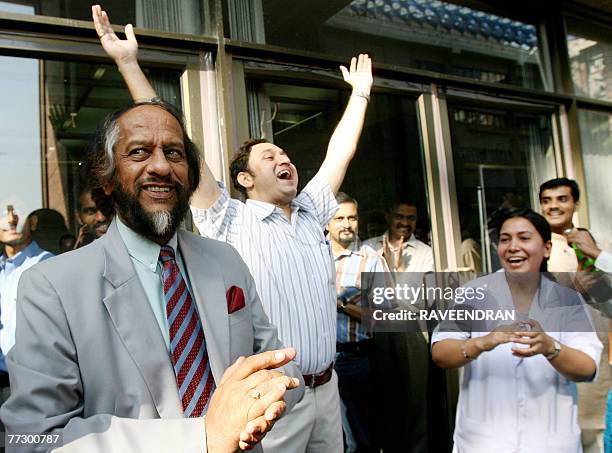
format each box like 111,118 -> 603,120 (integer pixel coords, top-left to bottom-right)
159,245 -> 215,417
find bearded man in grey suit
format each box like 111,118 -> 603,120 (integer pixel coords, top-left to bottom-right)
0,101 -> 303,453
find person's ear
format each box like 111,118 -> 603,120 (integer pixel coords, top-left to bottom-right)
75,211 -> 84,226
543,240 -> 552,259
103,181 -> 113,196
29,214 -> 39,232
237,171 -> 254,191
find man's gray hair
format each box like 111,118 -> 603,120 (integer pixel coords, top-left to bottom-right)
85,99 -> 202,219
101,120 -> 121,179
335,192 -> 358,208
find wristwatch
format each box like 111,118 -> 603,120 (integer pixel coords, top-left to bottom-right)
545,340 -> 561,361
337,297 -> 347,313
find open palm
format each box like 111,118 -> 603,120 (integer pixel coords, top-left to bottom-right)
340,54 -> 373,93
92,4 -> 138,65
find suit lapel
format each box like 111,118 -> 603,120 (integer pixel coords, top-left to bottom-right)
178,231 -> 230,382
101,220 -> 183,418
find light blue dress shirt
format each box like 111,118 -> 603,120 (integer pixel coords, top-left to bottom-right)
0,240 -> 54,372
116,217 -> 192,350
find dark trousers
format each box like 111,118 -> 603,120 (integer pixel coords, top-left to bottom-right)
371,331 -> 429,453
335,346 -> 377,453
0,371 -> 10,437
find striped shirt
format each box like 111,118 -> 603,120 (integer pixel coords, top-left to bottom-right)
335,240 -> 387,343
191,175 -> 338,374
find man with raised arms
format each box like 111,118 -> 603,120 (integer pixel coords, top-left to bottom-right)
93,4 -> 373,452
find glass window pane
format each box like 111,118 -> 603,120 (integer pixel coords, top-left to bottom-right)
0,55 -> 181,254
567,18 -> 612,101
0,0 -> 206,36
230,0 -> 548,90
0,55 -> 41,227
577,109 -> 612,242
449,105 -> 557,272
248,82 -> 429,243
246,81 -> 434,447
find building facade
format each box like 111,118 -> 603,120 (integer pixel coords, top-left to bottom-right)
1,0 -> 611,449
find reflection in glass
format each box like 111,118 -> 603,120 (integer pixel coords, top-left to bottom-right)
577,110 -> 612,242
449,106 -> 557,272
0,0 -> 204,35
245,79 -> 434,451
233,0 -> 547,89
0,56 -> 181,239
0,56 -> 41,231
248,81 -> 428,242
567,19 -> 612,101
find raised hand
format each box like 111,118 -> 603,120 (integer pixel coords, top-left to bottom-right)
0,207 -> 20,244
204,348 -> 301,453
92,4 -> 138,66
383,235 -> 405,272
340,54 -> 373,95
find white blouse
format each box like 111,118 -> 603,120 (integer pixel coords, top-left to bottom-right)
432,273 -> 603,453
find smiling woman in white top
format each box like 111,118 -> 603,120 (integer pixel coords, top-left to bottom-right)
431,208 -> 602,453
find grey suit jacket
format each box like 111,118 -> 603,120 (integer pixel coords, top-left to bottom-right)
0,221 -> 303,452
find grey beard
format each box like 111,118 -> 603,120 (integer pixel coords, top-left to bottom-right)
150,210 -> 173,236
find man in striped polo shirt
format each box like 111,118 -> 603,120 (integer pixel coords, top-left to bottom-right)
190,56 -> 373,452
327,192 -> 387,453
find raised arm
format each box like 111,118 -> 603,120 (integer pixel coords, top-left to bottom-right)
191,161 -> 222,210
317,54 -> 373,194
92,5 -> 155,101
93,4 -> 221,209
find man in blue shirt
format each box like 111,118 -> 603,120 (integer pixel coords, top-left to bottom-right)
327,192 -> 387,453
0,208 -> 54,401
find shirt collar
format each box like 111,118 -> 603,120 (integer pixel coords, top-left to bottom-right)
116,216 -> 178,271
551,232 -> 569,245
1,240 -> 44,269
333,238 -> 364,259
246,198 -> 300,221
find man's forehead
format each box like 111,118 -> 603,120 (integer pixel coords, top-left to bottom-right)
541,186 -> 572,198
79,191 -> 95,206
395,204 -> 417,213
118,105 -> 183,134
336,202 -> 358,215
251,142 -> 285,155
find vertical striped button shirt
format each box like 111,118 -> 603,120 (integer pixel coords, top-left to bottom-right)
191,175 -> 338,374
335,240 -> 388,344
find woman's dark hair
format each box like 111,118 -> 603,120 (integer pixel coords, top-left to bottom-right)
495,208 -> 551,272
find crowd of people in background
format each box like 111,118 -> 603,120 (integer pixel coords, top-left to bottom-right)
0,4 -> 610,453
